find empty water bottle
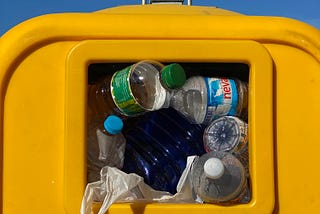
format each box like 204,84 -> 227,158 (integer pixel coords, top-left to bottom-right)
203,116 -> 249,168
191,151 -> 249,204
87,60 -> 186,122
87,115 -> 126,182
170,76 -> 248,124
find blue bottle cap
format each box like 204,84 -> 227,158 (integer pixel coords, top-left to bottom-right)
104,115 -> 124,135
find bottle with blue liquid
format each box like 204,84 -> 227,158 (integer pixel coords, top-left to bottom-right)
122,108 -> 206,194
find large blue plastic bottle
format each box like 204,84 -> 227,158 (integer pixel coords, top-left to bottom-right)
124,124 -> 181,193
122,107 -> 206,194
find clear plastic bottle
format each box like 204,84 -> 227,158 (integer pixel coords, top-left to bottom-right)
170,76 -> 248,125
87,60 -> 186,120
203,116 -> 248,168
191,151 -> 248,204
87,115 -> 126,182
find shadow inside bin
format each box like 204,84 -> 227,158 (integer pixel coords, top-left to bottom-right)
92,201 -> 152,214
128,202 -> 149,214
105,201 -> 151,214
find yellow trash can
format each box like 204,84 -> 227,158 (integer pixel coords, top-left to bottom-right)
0,4 -> 319,214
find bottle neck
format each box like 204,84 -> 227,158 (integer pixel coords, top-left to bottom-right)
162,90 -> 172,108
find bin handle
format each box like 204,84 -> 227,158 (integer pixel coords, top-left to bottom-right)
142,0 -> 192,5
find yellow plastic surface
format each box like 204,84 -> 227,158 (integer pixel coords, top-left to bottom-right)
0,4 -> 319,214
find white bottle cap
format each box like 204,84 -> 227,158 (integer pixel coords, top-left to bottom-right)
203,158 -> 225,179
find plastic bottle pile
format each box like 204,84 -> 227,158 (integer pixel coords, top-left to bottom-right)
86,60 -> 250,204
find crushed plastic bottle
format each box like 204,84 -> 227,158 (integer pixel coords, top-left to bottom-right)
87,115 -> 126,182
191,151 -> 249,204
203,116 -> 248,168
170,76 -> 248,125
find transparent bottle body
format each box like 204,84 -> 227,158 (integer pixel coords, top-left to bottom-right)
191,151 -> 248,204
170,76 -> 248,125
129,60 -> 168,111
203,116 -> 248,153
87,60 -> 169,121
87,119 -> 126,183
170,76 -> 207,124
203,116 -> 249,172
87,78 -> 121,121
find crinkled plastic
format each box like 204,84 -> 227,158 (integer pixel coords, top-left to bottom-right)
81,156 -> 199,214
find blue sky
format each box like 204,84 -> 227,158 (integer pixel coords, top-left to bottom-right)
0,0 -> 319,36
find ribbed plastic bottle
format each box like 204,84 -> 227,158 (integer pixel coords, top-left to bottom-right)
87,115 -> 126,183
170,76 -> 248,125
191,151 -> 249,204
122,108 -> 206,194
203,116 -> 249,168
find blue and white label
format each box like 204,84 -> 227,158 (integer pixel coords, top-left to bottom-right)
203,78 -> 238,124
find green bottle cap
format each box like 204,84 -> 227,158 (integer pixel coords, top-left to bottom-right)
161,63 -> 186,89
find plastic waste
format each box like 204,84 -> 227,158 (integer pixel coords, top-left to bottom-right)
122,108 -> 206,194
87,61 -> 186,182
170,76 -> 248,124
191,151 -> 249,204
203,116 -> 249,168
81,156 -> 199,214
87,115 -> 126,182
87,60 -> 186,121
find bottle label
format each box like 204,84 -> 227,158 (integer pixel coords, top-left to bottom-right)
203,78 -> 238,124
111,66 -> 145,116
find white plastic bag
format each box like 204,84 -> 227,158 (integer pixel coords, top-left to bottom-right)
81,156 -> 199,214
